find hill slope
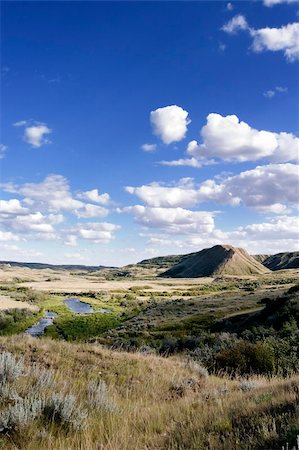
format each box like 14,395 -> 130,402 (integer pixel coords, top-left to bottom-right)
263,251 -> 299,271
0,335 -> 298,450
160,244 -> 271,278
0,260 -> 114,271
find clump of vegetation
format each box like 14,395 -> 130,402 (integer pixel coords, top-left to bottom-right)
50,313 -> 120,341
87,379 -> 118,412
42,393 -> 87,430
0,309 -> 41,336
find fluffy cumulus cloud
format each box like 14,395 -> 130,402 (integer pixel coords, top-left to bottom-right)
121,205 -> 216,234
218,163 -> 299,212
190,113 -> 299,163
222,15 -> 299,61
221,14 -> 248,33
24,124 -> 52,148
125,164 -> 299,213
237,215 -> 299,240
76,222 -> 120,243
150,105 -> 190,144
250,22 -> 299,62
141,214 -> 299,256
74,203 -> 108,218
0,174 -> 119,246
125,178 -> 200,208
0,199 -> 28,216
158,113 -> 298,167
77,189 -> 110,205
14,120 -> 52,148
1,175 -> 110,217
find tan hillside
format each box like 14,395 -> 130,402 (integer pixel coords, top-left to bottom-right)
161,244 -> 271,278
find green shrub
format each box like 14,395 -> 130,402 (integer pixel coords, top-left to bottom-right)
215,341 -> 275,375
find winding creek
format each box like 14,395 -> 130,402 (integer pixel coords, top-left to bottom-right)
25,311 -> 57,337
25,297 -> 112,336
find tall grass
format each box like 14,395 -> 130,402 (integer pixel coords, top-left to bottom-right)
0,335 -> 297,450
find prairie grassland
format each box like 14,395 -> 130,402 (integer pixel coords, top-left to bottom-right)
0,335 -> 298,450
0,267 -> 298,449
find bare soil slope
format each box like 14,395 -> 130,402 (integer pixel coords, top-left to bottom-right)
161,244 -> 271,278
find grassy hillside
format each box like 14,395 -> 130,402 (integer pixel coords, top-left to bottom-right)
0,335 -> 298,450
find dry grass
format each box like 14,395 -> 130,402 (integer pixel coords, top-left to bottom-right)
0,335 -> 297,450
0,295 -> 38,311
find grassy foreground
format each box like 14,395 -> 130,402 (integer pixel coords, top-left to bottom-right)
0,335 -> 298,450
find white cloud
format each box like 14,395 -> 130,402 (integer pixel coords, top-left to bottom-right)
76,222 -> 120,243
263,0 -> 298,6
75,203 -> 108,218
2,175 -> 86,213
0,144 -> 7,159
126,164 -> 299,213
251,22 -> 299,62
201,163 -> 299,211
0,231 -> 20,242
150,105 -> 190,144
13,212 -> 55,234
222,15 -> 299,62
0,174 -> 120,249
77,188 -> 110,205
222,14 -> 248,33
159,157 -> 203,168
159,140 -> 217,168
194,113 -> 299,162
238,215 -> 299,240
24,124 -> 52,148
0,199 -> 27,216
263,86 -> 288,98
141,143 -> 157,152
13,120 -> 52,147
227,2 -> 234,11
4,175 -> 112,218
125,179 -> 199,208
121,205 -> 216,234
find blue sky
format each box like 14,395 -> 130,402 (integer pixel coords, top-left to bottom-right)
1,0 -> 298,266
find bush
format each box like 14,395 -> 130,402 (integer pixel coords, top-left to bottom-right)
87,380 -> 118,412
43,393 -> 87,430
0,395 -> 44,432
215,341 -> 275,375
0,352 -> 24,382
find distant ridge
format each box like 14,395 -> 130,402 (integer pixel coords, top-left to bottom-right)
0,261 -> 116,271
160,245 -> 271,278
262,251 -> 299,271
